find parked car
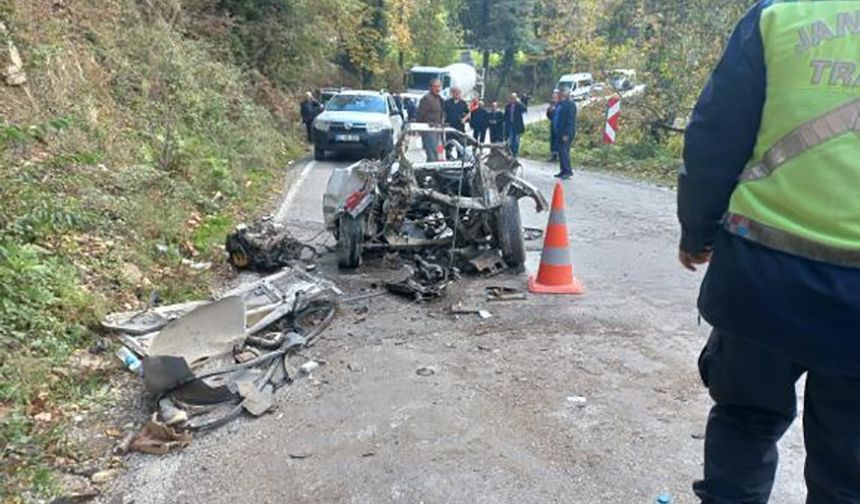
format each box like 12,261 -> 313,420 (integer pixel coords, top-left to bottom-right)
312,90 -> 404,160
322,124 -> 548,270
556,72 -> 594,101
608,69 -> 636,92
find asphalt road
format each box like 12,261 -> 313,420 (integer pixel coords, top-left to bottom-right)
100,143 -> 806,503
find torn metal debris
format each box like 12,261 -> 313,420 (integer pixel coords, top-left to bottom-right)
226,217 -> 317,271
485,286 -> 527,302
103,267 -> 339,450
384,254 -> 457,301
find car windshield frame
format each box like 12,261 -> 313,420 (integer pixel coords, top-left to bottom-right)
326,94 -> 387,114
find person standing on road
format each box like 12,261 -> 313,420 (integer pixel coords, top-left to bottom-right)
546,89 -> 561,162
470,100 -> 489,143
299,91 -> 322,142
404,97 -> 417,122
679,2 -> 860,502
504,93 -> 526,157
444,87 -> 470,133
553,89 -> 576,179
521,92 -> 530,110
393,92 -> 404,116
488,101 -> 504,143
444,87 -> 471,158
416,79 -> 445,161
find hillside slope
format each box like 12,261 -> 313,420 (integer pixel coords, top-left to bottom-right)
1,1 -> 302,499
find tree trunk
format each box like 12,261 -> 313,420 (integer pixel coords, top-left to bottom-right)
493,47 -> 515,99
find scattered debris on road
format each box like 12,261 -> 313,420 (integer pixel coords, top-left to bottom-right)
450,304 -> 493,319
415,366 -> 436,377
523,227 -> 544,241
385,254 -> 457,301
485,286 -> 527,302
566,395 -> 588,407
102,268 -> 340,451
129,417 -> 193,455
226,217 -> 317,271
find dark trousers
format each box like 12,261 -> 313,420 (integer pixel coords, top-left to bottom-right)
304,121 -> 312,142
559,140 -> 572,175
696,330 -> 860,503
508,132 -> 521,157
473,128 -> 487,143
550,127 -> 559,156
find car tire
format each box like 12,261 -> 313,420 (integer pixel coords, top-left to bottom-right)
338,213 -> 363,269
496,197 -> 526,272
314,146 -> 326,161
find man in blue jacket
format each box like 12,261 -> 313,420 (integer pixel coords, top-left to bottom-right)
554,88 -> 577,179
504,93 -> 526,157
680,1 -> 860,502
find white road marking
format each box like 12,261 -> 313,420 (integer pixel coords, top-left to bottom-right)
276,159 -> 316,221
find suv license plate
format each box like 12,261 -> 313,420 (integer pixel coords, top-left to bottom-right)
335,134 -> 360,142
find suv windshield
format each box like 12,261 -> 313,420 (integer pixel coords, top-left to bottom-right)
326,94 -> 386,113
557,81 -> 576,91
410,72 -> 441,90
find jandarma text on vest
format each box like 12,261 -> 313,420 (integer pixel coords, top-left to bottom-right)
796,10 -> 859,53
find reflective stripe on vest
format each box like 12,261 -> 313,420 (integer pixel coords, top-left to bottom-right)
740,98 -> 860,182
726,212 -> 860,268
724,1 -> 860,266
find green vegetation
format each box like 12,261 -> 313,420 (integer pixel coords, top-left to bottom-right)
0,1 -> 301,499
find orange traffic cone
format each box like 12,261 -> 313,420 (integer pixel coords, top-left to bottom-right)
528,182 -> 584,295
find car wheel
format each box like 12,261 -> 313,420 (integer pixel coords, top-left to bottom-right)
338,213 -> 363,269
495,197 -> 526,271
314,145 -> 326,161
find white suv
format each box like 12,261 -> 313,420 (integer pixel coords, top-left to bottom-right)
312,90 -> 404,160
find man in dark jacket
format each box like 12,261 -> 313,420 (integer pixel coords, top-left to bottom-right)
553,89 -> 576,179
299,91 -> 322,142
470,100 -> 489,143
443,87 -> 470,158
679,2 -> 860,502
443,87 -> 470,132
404,97 -> 417,122
416,79 -> 445,161
504,93 -> 526,157
545,89 -> 561,161
488,101 -> 504,143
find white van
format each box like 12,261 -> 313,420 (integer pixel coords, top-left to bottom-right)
556,73 -> 594,101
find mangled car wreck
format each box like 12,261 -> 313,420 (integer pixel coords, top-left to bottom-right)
323,124 -> 548,272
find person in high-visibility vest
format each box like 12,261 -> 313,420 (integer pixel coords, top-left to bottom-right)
679,1 -> 860,501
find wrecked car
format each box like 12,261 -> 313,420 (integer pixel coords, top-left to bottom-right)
322,124 -> 548,271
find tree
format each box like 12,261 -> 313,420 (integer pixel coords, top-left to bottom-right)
388,0 -> 415,70
409,0 -> 461,67
218,0 -> 361,88
342,0 -> 389,87
460,0 -> 536,87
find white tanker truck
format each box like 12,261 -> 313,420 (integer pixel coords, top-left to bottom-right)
405,63 -> 481,103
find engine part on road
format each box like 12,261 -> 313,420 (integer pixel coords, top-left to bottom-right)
226,217 -> 317,271
385,254 -> 457,301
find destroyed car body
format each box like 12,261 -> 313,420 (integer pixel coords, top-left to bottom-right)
323,123 -> 548,270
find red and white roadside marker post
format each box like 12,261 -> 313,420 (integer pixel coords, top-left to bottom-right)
603,95 -> 621,145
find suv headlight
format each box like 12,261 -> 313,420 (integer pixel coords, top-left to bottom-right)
366,120 -> 386,134
314,119 -> 330,132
